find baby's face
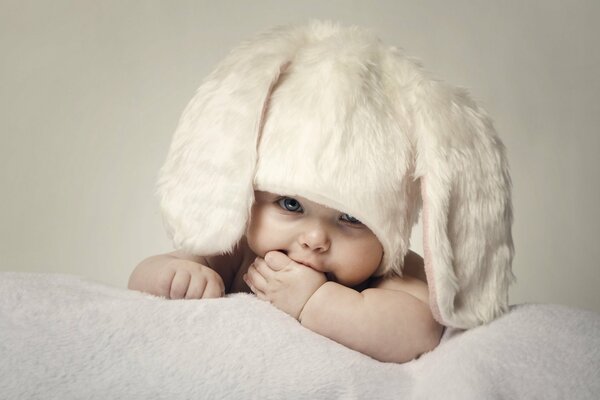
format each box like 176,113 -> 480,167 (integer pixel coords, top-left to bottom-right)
246,191 -> 383,287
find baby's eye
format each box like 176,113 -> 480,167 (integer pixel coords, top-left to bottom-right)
277,197 -> 303,213
340,213 -> 362,224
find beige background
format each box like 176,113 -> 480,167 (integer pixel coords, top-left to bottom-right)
1,1 -> 599,312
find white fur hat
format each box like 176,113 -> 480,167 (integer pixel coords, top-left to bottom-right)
157,20 -> 515,329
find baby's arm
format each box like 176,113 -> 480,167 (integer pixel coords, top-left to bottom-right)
244,250 -> 442,363
299,276 -> 443,363
128,242 -> 243,299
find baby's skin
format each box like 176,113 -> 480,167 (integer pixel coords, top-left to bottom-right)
129,191 -> 443,362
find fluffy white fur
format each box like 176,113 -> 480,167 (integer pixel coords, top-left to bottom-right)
2,273 -> 599,399
156,20 -> 514,328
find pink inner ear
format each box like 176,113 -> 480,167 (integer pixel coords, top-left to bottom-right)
421,177 -> 444,325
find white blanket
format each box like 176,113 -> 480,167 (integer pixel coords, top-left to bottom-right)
1,272 -> 599,399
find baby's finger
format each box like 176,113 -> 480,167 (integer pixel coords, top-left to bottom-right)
246,264 -> 268,291
244,268 -> 267,294
155,268 -> 176,297
243,274 -> 267,300
264,251 -> 293,271
201,278 -> 224,299
252,256 -> 265,266
253,258 -> 276,278
185,274 -> 207,299
170,270 -> 191,299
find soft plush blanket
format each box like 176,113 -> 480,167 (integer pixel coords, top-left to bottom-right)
1,272 -> 599,399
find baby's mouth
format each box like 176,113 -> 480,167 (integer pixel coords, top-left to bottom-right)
280,250 -> 332,278
285,254 -> 324,273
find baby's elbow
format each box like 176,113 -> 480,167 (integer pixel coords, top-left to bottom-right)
408,299 -> 445,359
416,319 -> 444,358
407,313 -> 444,360
379,314 -> 444,364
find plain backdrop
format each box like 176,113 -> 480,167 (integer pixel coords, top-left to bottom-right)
1,1 -> 599,313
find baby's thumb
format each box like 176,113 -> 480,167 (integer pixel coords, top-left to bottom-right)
264,251 -> 292,271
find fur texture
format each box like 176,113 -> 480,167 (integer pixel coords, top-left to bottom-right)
156,20 -> 515,328
2,273 -> 600,399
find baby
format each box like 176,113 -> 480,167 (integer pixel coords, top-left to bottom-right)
129,191 -> 442,363
129,20 -> 514,364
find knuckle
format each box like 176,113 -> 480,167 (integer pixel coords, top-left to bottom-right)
171,272 -> 190,299
184,282 -> 201,299
179,259 -> 202,273
207,268 -> 222,280
187,289 -> 202,299
170,286 -> 183,299
210,273 -> 224,286
156,269 -> 175,297
198,274 -> 209,286
203,283 -> 220,299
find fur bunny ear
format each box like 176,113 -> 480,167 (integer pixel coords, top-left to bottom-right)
413,80 -> 515,329
156,27 -> 299,256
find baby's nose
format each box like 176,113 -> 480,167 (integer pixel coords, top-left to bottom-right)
298,223 -> 330,252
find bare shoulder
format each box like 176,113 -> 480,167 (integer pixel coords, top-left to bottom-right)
402,250 -> 427,283
369,250 -> 429,304
370,249 -> 430,304
370,274 -> 430,304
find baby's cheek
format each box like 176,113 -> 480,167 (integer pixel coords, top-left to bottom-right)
353,238 -> 384,269
246,229 -> 278,259
246,207 -> 286,256
245,232 -> 265,258
333,246 -> 382,286
247,226 -> 290,259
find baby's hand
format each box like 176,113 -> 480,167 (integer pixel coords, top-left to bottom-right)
154,259 -> 225,299
244,251 -> 327,320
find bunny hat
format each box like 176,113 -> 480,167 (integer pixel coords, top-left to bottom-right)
157,20 -> 515,329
